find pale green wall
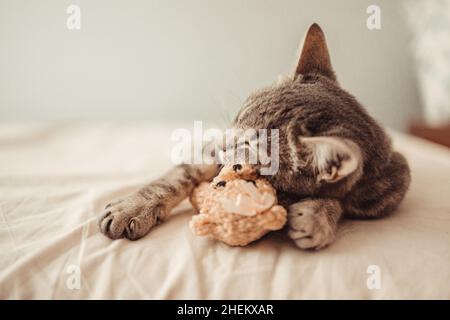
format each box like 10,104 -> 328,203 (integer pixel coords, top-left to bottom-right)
0,0 -> 421,130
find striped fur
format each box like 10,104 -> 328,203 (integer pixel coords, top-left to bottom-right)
99,24 -> 410,249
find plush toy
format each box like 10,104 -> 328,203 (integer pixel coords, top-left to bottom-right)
189,164 -> 287,246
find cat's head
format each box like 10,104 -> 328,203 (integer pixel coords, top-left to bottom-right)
232,23 -> 390,197
233,23 -> 337,125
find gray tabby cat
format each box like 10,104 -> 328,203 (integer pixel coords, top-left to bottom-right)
99,23 -> 410,249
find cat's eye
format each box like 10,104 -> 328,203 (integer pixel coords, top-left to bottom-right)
233,164 -> 242,172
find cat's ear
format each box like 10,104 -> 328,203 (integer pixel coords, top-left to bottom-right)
295,23 -> 336,81
302,137 -> 362,183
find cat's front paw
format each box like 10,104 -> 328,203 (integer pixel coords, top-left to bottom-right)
287,199 -> 339,250
99,194 -> 165,240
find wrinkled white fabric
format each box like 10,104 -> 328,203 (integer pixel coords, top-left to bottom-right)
0,124 -> 449,299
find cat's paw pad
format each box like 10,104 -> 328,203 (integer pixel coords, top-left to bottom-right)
287,200 -> 336,250
99,195 -> 164,240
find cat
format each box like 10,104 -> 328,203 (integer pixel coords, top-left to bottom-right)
99,23 -> 410,249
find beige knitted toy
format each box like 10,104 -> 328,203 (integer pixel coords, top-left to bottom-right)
189,164 -> 287,246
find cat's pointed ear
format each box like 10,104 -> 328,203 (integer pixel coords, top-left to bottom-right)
302,137 -> 362,183
295,23 -> 336,81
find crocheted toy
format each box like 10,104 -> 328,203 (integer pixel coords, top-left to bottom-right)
189,164 -> 287,246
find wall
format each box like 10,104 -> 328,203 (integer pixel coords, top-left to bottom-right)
0,0 -> 422,130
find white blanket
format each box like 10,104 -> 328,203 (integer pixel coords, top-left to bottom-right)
0,124 -> 449,299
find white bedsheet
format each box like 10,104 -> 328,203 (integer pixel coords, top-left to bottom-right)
0,123 -> 449,299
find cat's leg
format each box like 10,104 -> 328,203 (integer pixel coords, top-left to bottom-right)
287,198 -> 343,250
99,163 -> 219,240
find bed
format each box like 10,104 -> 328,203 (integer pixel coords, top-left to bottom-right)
0,123 -> 449,299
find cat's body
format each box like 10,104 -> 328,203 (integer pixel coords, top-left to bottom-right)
99,24 -> 410,249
